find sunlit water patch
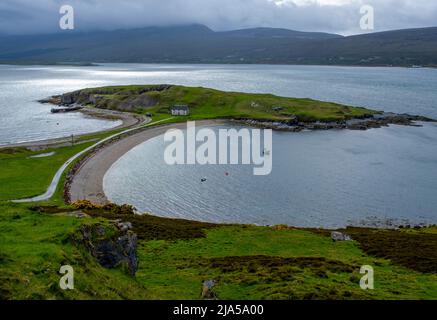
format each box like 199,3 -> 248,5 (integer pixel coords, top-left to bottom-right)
2,63 -> 437,145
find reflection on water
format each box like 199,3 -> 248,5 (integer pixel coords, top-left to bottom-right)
2,63 -> 437,144
104,123 -> 437,228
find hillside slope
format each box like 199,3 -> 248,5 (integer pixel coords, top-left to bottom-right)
1,25 -> 436,66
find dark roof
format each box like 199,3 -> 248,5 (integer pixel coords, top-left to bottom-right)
172,105 -> 189,111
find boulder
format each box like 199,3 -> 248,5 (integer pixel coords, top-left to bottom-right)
61,93 -> 76,105
74,223 -> 138,276
287,115 -> 299,125
116,221 -> 133,232
331,231 -> 352,242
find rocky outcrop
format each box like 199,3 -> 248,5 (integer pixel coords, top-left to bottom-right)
73,222 -> 138,276
54,85 -> 173,111
234,112 -> 435,132
331,231 -> 352,242
38,96 -> 61,104
61,93 -> 77,105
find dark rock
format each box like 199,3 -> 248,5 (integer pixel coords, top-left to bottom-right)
38,98 -> 53,104
234,111 -> 436,133
331,231 -> 352,242
287,115 -> 299,125
51,106 -> 83,113
55,85 -> 172,110
116,221 -> 133,232
61,93 -> 77,105
73,223 -> 138,276
38,96 -> 61,105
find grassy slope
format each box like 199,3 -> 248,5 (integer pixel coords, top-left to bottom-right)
2,26 -> 437,67
0,143 -> 96,201
137,226 -> 437,300
81,85 -> 376,122
0,118 -> 180,299
2,201 -> 436,299
0,87 -> 436,300
0,203 -> 154,299
0,119 -> 173,203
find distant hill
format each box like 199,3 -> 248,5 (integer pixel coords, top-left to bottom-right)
1,24 -> 436,67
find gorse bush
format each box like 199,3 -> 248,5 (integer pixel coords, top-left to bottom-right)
72,200 -> 136,215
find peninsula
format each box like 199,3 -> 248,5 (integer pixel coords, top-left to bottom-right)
39,85 -> 435,205
1,85 -> 436,301
52,84 -> 433,131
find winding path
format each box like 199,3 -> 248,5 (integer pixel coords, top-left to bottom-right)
12,117 -> 174,203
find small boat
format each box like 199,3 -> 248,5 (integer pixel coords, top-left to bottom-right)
201,178 -> 207,182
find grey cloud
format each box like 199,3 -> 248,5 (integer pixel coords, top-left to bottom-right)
0,0 -> 436,35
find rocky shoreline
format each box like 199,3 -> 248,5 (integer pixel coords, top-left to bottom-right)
233,112 -> 435,132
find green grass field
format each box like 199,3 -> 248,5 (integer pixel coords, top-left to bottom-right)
0,143 -> 96,201
137,226 -> 437,300
1,202 -> 436,299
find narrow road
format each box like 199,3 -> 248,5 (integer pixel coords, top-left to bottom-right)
13,117 -> 174,203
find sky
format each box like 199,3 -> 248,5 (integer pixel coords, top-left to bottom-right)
1,0 -> 436,36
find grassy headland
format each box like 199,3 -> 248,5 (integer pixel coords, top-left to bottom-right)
68,84 -> 377,122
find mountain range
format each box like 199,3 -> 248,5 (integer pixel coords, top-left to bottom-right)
1,24 -> 436,67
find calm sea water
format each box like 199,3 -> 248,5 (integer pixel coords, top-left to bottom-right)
2,63 -> 437,227
1,63 -> 437,145
104,123 -> 437,228
0,65 -> 121,145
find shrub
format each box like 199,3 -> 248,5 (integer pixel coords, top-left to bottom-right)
72,200 -> 136,215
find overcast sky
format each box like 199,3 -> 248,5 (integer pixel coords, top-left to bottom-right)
1,0 -> 436,35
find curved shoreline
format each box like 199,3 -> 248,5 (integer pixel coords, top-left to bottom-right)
0,107 -> 145,150
67,117 -> 436,206
68,120 -> 229,204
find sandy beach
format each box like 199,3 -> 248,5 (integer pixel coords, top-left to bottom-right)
68,119 -> 229,204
